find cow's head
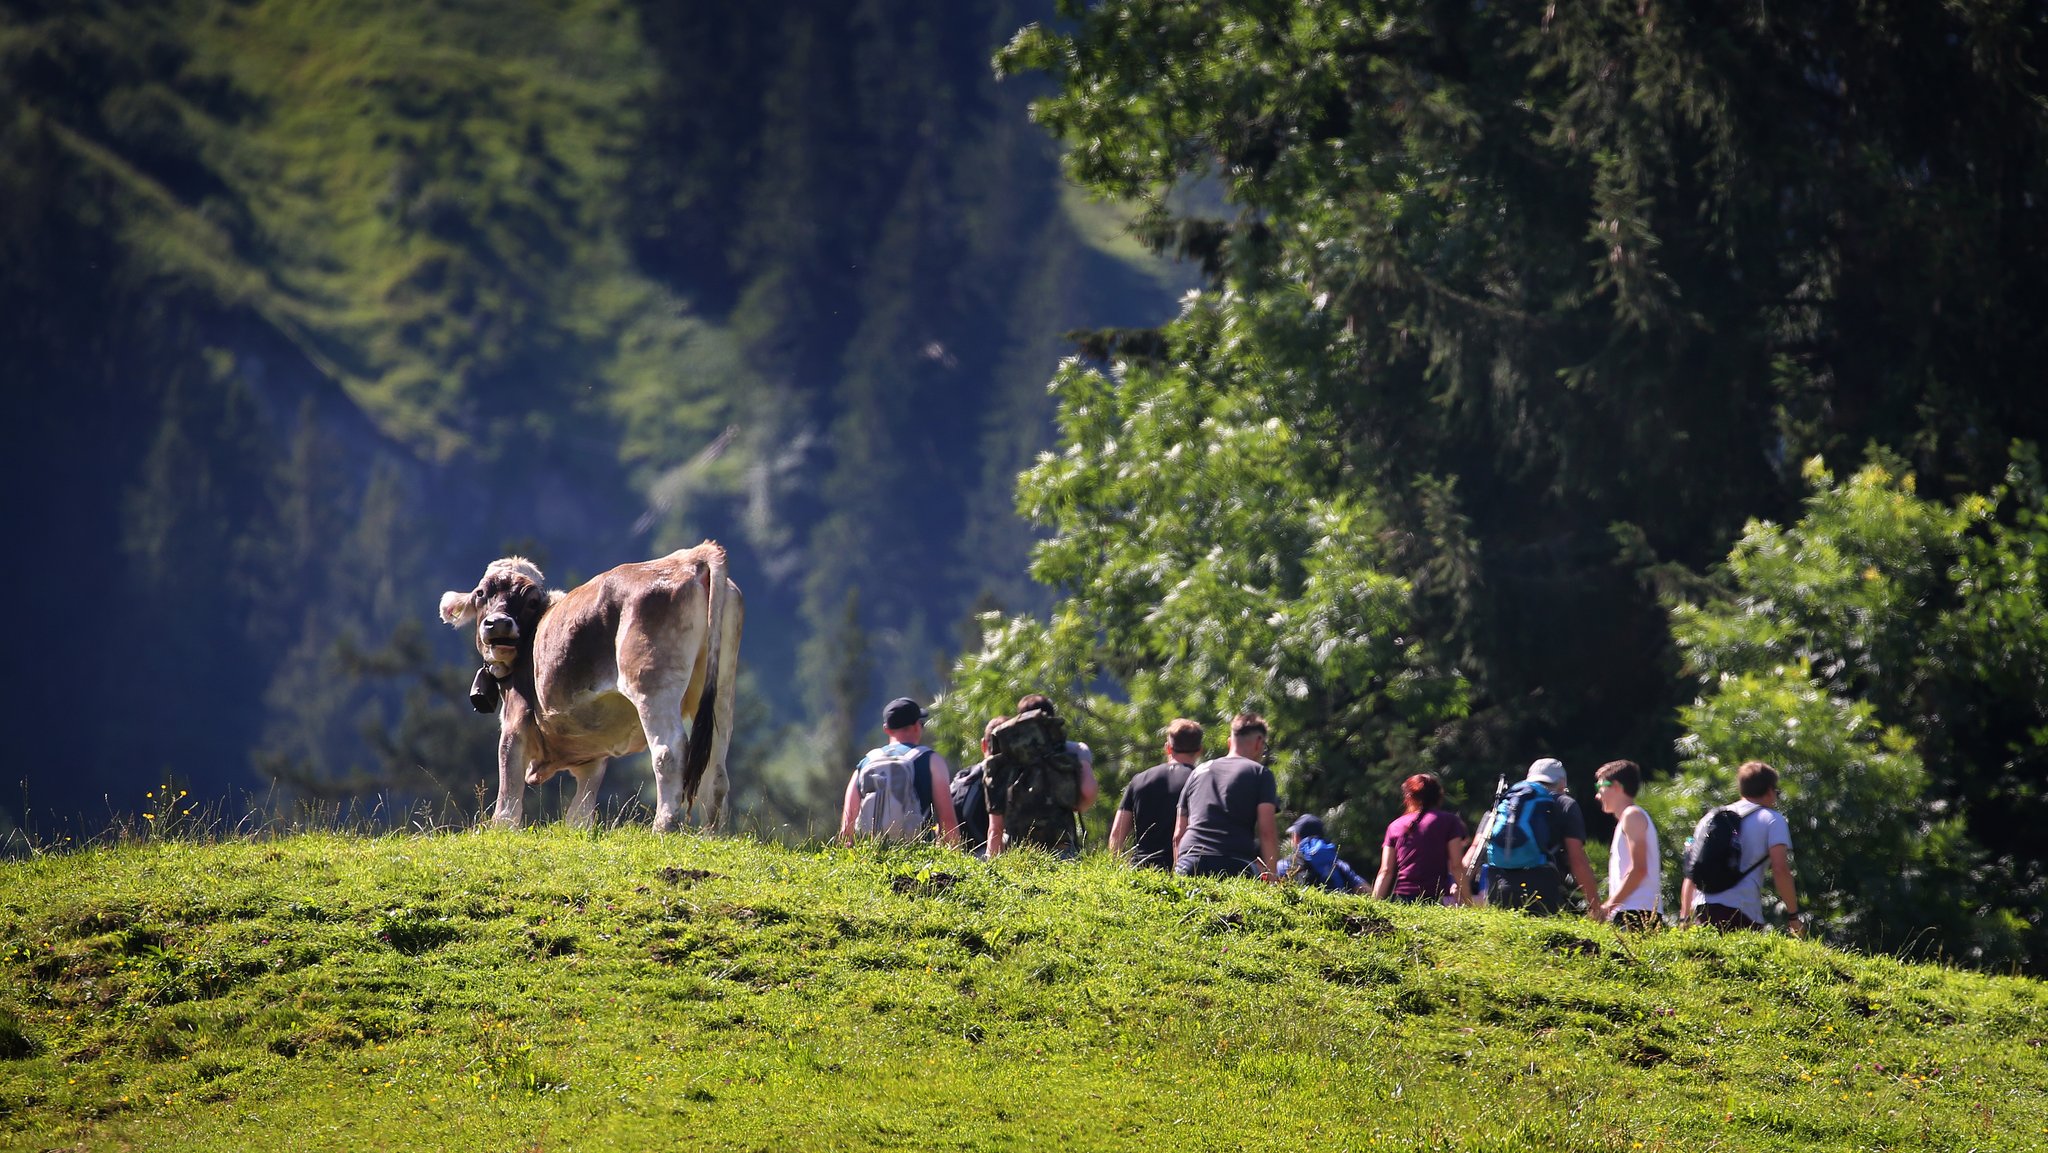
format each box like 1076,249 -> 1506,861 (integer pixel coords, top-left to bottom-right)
438,557 -> 554,677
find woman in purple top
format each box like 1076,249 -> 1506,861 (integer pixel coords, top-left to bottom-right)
1373,773 -> 1471,903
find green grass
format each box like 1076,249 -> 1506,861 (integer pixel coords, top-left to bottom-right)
2,832 -> 2043,1151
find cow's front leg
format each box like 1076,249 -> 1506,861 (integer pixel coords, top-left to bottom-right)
564,760 -> 608,829
627,688 -> 688,832
493,727 -> 526,828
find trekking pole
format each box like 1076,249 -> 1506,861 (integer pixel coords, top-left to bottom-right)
1466,773 -> 1510,903
1478,774 -> 1507,844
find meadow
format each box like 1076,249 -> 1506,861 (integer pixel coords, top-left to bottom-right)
2,828 -> 2042,1151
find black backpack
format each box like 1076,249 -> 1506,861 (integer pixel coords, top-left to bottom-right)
950,762 -> 991,853
1684,806 -> 1763,893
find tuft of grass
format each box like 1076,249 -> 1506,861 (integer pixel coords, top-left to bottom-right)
0,831 -> 2043,1151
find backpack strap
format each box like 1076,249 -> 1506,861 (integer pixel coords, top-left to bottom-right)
905,746 -> 933,814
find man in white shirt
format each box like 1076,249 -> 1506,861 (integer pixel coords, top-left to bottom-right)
1590,759 -> 1661,929
1681,760 -> 1806,937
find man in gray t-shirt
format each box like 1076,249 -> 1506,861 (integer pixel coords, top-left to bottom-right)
1682,760 -> 1806,936
1172,714 -> 1280,879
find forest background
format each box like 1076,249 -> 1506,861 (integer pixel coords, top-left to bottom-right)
4,0 -> 2045,974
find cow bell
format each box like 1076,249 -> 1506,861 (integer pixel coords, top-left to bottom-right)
469,665 -> 502,713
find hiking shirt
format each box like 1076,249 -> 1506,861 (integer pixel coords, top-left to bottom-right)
1546,792 -> 1590,872
857,742 -> 936,823
1690,799 -> 1790,924
1606,803 -> 1663,916
1173,755 -> 1277,866
1384,808 -> 1469,899
1118,760 -> 1195,869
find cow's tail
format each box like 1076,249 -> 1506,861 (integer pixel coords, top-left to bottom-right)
681,541 -> 729,806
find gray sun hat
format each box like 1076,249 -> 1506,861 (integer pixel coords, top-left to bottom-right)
1525,758 -> 1566,789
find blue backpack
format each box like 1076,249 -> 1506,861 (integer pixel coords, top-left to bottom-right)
1289,836 -> 1365,892
1485,781 -> 1561,870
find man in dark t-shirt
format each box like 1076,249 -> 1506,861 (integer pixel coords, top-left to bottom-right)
1172,713 -> 1281,879
1110,718 -> 1204,869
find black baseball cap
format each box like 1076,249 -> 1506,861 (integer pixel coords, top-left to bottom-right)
882,697 -> 928,729
1287,813 -> 1326,839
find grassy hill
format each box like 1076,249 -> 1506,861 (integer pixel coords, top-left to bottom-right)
2,831 -> 2042,1151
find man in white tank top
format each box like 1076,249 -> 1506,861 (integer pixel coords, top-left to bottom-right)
1591,759 -> 1662,929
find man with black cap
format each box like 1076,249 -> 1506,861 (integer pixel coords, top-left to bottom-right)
840,697 -> 959,846
1477,757 -> 1600,917
1109,718 -> 1204,869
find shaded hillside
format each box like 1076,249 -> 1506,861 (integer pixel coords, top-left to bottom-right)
1,832 -> 2043,1150
0,0 -> 1186,832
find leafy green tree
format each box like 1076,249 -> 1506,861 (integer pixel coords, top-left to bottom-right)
1662,452 -> 2041,967
1000,0 -> 2048,801
939,292 -> 1470,848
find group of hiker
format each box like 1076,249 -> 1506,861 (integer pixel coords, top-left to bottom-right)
842,696 -> 1807,935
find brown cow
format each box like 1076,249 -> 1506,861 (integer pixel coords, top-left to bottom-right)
436,542 -> 742,831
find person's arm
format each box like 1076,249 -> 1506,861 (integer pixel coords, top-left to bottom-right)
929,754 -> 959,847
1605,808 -> 1649,917
1372,841 -> 1397,900
839,776 -> 862,845
985,813 -> 1006,858
1074,745 -> 1098,812
1171,809 -> 1188,861
1445,836 -> 1470,904
1678,877 -> 1698,925
1107,809 -> 1134,860
1768,843 -> 1803,937
1255,803 -> 1280,881
1564,837 -> 1602,920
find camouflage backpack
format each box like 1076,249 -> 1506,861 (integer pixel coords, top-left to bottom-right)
985,709 -> 1081,849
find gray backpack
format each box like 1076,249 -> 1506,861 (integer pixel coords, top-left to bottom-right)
854,746 -> 929,840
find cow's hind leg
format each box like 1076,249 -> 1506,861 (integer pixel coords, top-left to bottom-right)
628,687 -> 691,833
697,579 -> 744,829
564,760 -> 608,829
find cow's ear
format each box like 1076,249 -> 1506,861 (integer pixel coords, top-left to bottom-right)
547,589 -> 568,608
439,590 -> 476,626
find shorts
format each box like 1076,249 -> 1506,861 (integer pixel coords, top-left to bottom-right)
1176,854 -> 1260,878
1487,867 -> 1566,914
1608,908 -> 1663,931
1695,903 -> 1763,931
